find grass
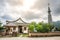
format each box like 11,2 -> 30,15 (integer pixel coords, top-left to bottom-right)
18,33 -> 28,37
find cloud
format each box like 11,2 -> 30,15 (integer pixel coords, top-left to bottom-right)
0,0 -> 6,17
1,14 -> 13,20
0,0 -> 48,23
49,0 -> 60,16
21,11 -> 41,20
5,0 -> 23,6
53,5 -> 60,16
31,0 -> 48,10
0,0 -> 5,12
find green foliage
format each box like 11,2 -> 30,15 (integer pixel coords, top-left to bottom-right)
0,21 -> 4,32
29,25 -> 34,32
36,24 -> 43,32
28,22 -> 36,32
28,21 -> 54,33
0,21 -> 2,27
42,23 -> 50,33
36,23 -> 50,33
0,27 -> 4,30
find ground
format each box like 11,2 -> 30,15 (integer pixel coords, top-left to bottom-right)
0,37 -> 60,40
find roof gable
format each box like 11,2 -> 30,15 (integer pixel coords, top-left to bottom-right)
6,18 -> 27,24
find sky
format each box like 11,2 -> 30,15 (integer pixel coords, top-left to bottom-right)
0,0 -> 60,24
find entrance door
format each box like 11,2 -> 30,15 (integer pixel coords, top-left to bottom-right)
18,26 -> 23,33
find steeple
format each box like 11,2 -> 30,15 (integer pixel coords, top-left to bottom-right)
48,3 -> 51,14
48,3 -> 52,24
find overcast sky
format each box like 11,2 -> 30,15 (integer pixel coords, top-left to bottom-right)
0,0 -> 60,24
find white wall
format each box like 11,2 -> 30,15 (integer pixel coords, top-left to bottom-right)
23,27 -> 28,33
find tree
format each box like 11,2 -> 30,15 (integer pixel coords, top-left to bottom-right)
0,21 -> 4,32
0,21 -> 2,27
42,23 -> 50,32
36,24 -> 43,32
29,25 -> 34,32
47,24 -> 54,32
28,22 -> 36,32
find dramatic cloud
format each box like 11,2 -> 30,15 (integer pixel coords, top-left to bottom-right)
0,0 -> 60,24
49,0 -> 60,16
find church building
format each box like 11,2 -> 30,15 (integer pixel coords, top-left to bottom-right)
4,18 -> 29,34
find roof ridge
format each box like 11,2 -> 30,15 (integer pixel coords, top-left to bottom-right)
6,18 -> 27,24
